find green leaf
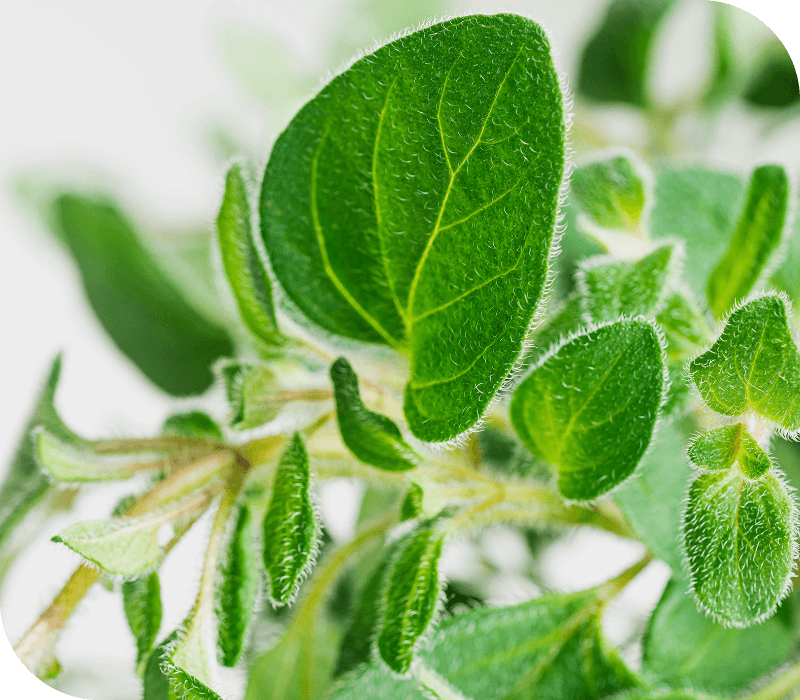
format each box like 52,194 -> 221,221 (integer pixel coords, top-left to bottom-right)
612,692 -> 719,700
377,524 -> 444,674
744,40 -> 800,108
216,503 -> 260,666
260,14 -> 565,442
578,243 -> 679,323
683,467 -> 797,626
218,361 -> 283,431
643,578 -> 794,693
170,618 -> 217,694
162,412 -> 222,442
688,424 -> 771,480
657,291 -> 709,362
400,483 -> 424,522
143,633 -> 179,700
164,665 -> 224,700
52,194 -> 234,396
571,154 -> 650,232
420,589 -> 638,699
510,319 -> 666,500
0,356 -> 74,548
707,165 -> 791,318
530,294 -> 585,361
773,203 -> 800,303
263,433 -> 320,605
331,358 -> 419,472
326,663 -> 428,700
123,572 -> 162,673
615,421 -> 691,572
577,0 -> 675,107
689,293 -> 800,434
217,163 -> 284,348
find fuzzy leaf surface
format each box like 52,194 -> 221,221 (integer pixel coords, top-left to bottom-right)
643,578 -> 794,693
689,293 -> 800,433
52,194 -> 233,396
657,292 -> 709,361
572,155 -> 649,231
511,319 -> 665,500
326,663 -> 428,700
162,412 -> 223,441
123,572 -> 162,673
217,163 -> 284,347
216,503 -> 260,666
377,524 -> 444,674
260,14 -> 565,442
688,424 -> 771,480
331,357 -> 419,471
707,165 -> 790,318
263,433 -> 319,605
683,467 -> 797,626
578,244 -> 677,323
219,361 -> 282,431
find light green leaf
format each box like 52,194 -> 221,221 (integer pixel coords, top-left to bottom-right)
657,291 -> 709,362
165,665 -> 224,700
578,243 -> 679,323
263,433 -> 320,605
707,165 -> 791,318
689,293 -> 800,434
216,503 -> 260,667
400,483 -> 424,522
511,319 -> 666,500
170,617 -> 216,694
643,578 -> 794,693
773,202 -> 800,303
377,524 -> 444,674
217,163 -> 284,348
530,294 -> 585,362
162,412 -> 223,442
577,0 -> 676,107
683,467 -> 797,626
260,14 -> 565,442
331,357 -> 419,472
572,154 -> 650,233
615,421 -> 691,572
219,361 -> 282,431
123,572 -> 162,673
421,589 -> 639,700
326,663 -> 428,700
688,424 -> 771,480
52,194 -> 234,396
612,692 -> 719,700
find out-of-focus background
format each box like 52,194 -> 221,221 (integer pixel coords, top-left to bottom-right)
1,1 -> 798,698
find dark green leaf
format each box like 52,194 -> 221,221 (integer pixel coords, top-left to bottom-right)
744,40 -> 800,108
511,319 -> 666,500
162,412 -> 222,442
707,165 -> 791,318
683,467 -> 797,626
688,424 -> 771,480
377,524 -> 444,674
643,578 -> 793,693
263,433 -> 320,605
143,632 -> 179,700
260,14 -> 565,442
123,572 -> 162,673
689,293 -> 800,434
331,358 -> 419,472
577,0 -> 675,107
216,504 -> 260,666
399,483 -> 424,521
52,194 -> 234,396
217,163 -> 284,348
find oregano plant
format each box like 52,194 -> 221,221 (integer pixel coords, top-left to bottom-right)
4,8 -> 800,700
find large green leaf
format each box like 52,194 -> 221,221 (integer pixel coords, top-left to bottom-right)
260,14 -> 565,442
577,0 -> 675,107
643,578 -> 794,693
511,319 -> 666,500
707,165 -> 790,318
330,357 -> 419,472
689,293 -> 800,434
52,194 -> 234,396
683,467 -> 797,626
744,40 -> 800,108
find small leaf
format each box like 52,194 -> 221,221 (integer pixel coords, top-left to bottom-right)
643,578 -> 794,693
689,293 -> 800,434
261,14 -> 565,442
707,165 -> 791,318
577,0 -> 676,107
52,194 -> 234,396
683,467 -> 797,626
217,163 -> 284,348
216,503 -> 260,666
578,243 -> 678,323
572,154 -> 650,232
688,424 -> 771,480
263,433 -> 320,605
218,361 -> 283,431
331,358 -> 419,472
164,664 -> 224,700
162,412 -> 223,442
399,483 -> 424,521
377,524 -> 444,674
123,572 -> 162,673
511,319 -> 666,500
657,291 -> 709,361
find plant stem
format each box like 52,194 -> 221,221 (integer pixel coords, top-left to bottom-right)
743,663 -> 800,700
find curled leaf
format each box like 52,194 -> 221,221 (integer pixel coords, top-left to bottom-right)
688,424 -> 771,480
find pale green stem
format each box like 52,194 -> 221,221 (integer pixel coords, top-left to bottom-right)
743,664 -> 800,700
